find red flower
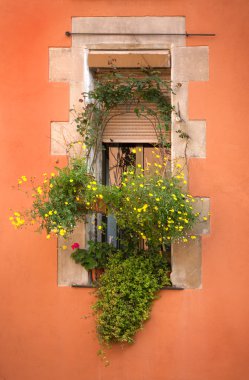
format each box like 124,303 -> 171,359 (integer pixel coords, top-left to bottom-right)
71,242 -> 80,250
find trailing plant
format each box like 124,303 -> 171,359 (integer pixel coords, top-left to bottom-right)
74,69 -> 173,168
10,158 -> 94,237
93,250 -> 171,344
98,162 -> 199,250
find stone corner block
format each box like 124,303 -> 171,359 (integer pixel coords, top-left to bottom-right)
172,120 -> 206,158
51,122 -> 83,156
172,46 -> 209,82
49,48 -> 72,83
171,237 -> 202,289
191,197 -> 210,235
58,223 -> 88,286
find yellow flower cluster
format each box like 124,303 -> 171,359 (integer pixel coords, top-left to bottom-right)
18,175 -> 27,185
9,212 -> 25,228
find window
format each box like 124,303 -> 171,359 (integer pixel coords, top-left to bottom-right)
49,17 -> 209,288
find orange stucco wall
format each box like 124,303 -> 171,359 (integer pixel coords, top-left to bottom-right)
1,1 -> 249,379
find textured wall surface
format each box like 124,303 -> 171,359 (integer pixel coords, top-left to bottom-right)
0,1 -> 249,379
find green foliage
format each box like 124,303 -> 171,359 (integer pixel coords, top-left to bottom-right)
75,69 -> 173,166
93,251 -> 171,344
95,165 -> 199,249
71,241 -> 117,270
30,158 -> 93,236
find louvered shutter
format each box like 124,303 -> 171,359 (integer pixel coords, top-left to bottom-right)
93,68 -> 171,144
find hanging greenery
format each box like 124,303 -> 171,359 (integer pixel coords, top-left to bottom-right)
74,69 -> 173,168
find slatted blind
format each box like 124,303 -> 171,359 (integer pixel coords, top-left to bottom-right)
93,68 -> 171,144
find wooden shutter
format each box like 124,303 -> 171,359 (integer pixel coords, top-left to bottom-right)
93,68 -> 171,144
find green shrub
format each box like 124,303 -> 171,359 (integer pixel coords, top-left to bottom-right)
93,251 -> 171,344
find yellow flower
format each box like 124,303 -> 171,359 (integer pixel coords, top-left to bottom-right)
62,245 -> 67,250
126,197 -> 130,201
14,212 -> 20,217
48,211 -> 53,215
190,236 -> 197,240
138,148 -> 142,152
137,164 -> 142,168
98,226 -> 102,230
183,238 -> 188,243
49,184 -> 53,189
18,180 -> 23,185
51,172 -> 55,177
69,179 -> 74,183
21,175 -> 27,182
9,216 -> 14,221
183,180 -> 187,184
98,194 -> 103,199
131,148 -> 136,153
139,184 -> 144,188
36,186 -> 43,194
176,163 -> 182,168
87,185 -> 91,189
203,216 -> 208,221
149,193 -> 153,197
64,201 -> 68,205
46,234 -> 51,239
54,210 -> 57,214
59,229 -> 66,236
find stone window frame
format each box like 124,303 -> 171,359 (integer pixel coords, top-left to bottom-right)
49,16 -> 210,288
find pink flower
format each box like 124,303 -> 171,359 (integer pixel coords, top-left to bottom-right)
71,242 -> 80,250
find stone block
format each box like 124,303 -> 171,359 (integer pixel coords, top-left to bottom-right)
58,222 -> 88,286
171,237 -> 202,288
51,122 -> 83,156
172,120 -> 206,158
191,197 -> 210,235
49,48 -> 72,82
172,46 -> 209,82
